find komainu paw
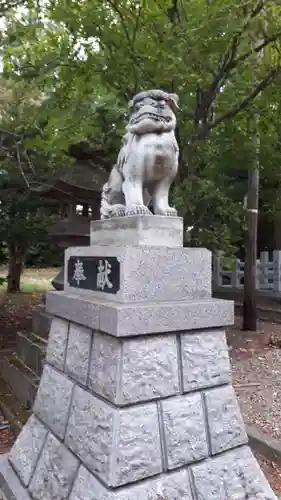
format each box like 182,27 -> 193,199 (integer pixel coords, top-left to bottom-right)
125,205 -> 152,216
161,207 -> 178,217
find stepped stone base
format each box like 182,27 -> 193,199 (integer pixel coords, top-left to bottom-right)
0,305 -> 277,500
0,217 -> 277,499
90,215 -> 183,247
0,356 -> 38,410
0,306 -> 51,431
31,306 -> 52,341
16,331 -> 46,378
0,378 -> 31,437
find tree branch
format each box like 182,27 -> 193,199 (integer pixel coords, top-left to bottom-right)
105,0 -> 140,88
215,0 -> 265,79
16,143 -> 30,188
194,2 -> 281,129
131,1 -> 142,49
198,67 -> 281,137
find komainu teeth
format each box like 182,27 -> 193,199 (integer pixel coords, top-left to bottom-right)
131,111 -> 171,125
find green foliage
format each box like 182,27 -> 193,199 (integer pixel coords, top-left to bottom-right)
172,169 -> 245,256
0,156 -> 61,270
25,238 -> 62,268
1,0 -> 281,257
2,0 -> 281,151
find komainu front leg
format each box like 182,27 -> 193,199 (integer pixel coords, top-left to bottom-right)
122,179 -> 152,216
152,178 -> 177,217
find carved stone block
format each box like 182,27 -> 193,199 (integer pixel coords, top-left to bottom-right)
204,385 -> 248,454
89,333 -> 179,405
64,244 -> 211,304
29,434 -> 78,500
33,365 -> 74,439
181,330 -> 232,392
65,385 -> 162,487
46,317 -> 69,370
65,323 -> 92,385
191,446 -> 276,500
9,416 -> 47,487
65,385 -> 114,484
161,394 -> 208,469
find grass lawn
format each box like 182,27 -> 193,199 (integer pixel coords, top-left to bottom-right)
0,267 -> 57,296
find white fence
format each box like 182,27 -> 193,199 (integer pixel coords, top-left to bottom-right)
212,250 -> 281,292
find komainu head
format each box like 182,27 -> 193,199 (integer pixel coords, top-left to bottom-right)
127,89 -> 179,135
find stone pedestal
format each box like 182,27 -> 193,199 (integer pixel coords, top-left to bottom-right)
0,216 -> 277,499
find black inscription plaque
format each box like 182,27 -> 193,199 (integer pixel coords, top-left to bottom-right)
67,256 -> 120,293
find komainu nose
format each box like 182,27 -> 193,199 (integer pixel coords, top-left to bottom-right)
157,100 -> 166,109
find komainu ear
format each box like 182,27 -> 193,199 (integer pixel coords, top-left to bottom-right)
169,93 -> 179,111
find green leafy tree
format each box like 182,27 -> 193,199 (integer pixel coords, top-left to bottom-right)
2,1 -> 281,150
2,0 -> 281,278
0,77 -> 61,291
0,165 -> 57,292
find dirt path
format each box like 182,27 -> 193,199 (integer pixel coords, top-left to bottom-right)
0,293 -> 41,351
228,317 -> 281,440
255,452 -> 281,496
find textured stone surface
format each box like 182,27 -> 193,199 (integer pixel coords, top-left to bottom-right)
65,245 -> 211,303
46,292 -> 100,331
161,394 -> 208,469
113,404 -> 162,486
66,387 -> 162,487
69,467 -> 107,500
47,291 -> 234,336
2,227 -> 279,500
65,323 -> 92,385
88,332 -> 120,401
65,385 -> 114,484
101,298 -> 234,336
34,365 -> 74,439
90,216 -> 183,247
29,433 -> 78,500
70,464 -> 193,500
46,317 -> 68,370
120,335 -> 179,404
9,416 -> 47,487
191,446 -> 277,500
0,458 -> 32,500
181,329 -> 231,392
205,385 -> 248,454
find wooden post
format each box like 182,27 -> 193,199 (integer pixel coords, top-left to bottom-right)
243,114 -> 260,331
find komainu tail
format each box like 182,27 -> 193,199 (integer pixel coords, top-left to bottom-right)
100,184 -> 113,220
100,166 -> 125,220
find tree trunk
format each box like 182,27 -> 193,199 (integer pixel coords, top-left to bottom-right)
7,241 -> 24,293
243,117 -> 260,331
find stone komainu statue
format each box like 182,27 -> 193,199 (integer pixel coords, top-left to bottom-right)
100,89 -> 179,219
